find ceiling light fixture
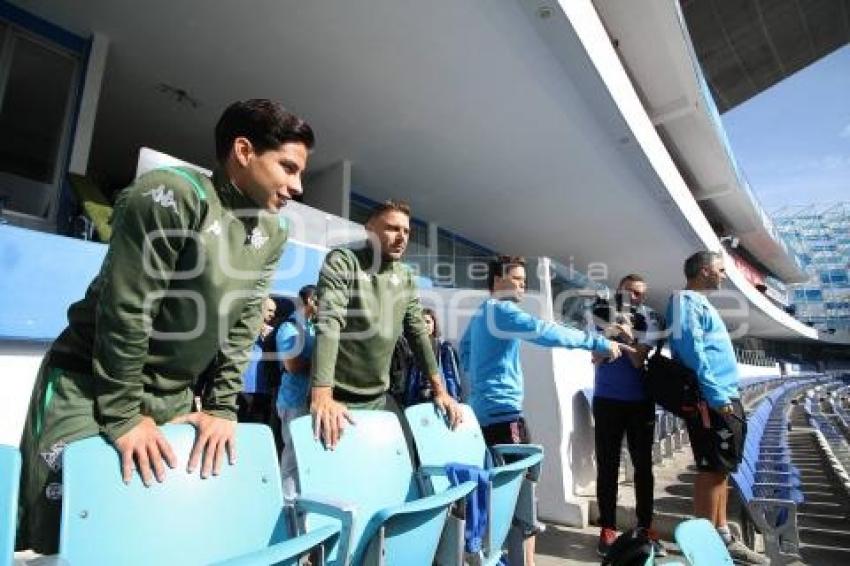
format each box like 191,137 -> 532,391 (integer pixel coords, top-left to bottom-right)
156,83 -> 201,108
537,6 -> 553,20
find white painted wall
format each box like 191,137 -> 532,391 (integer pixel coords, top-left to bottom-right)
737,363 -> 781,378
0,347 -> 48,446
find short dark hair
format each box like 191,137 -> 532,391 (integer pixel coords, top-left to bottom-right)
487,255 -> 526,291
618,273 -> 645,288
298,284 -> 317,303
214,99 -> 315,162
367,200 -> 411,222
684,251 -> 722,280
422,307 -> 440,338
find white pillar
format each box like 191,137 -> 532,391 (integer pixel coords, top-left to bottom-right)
69,32 -> 109,175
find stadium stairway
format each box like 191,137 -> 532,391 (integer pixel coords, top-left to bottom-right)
572,376 -> 850,565
790,400 -> 850,564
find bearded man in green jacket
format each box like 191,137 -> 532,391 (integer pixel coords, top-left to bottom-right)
310,200 -> 462,448
17,99 -> 314,554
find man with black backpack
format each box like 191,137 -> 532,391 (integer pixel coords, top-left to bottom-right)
667,251 -> 767,565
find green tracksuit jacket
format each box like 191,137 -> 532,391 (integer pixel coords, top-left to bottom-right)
18,166 -> 287,553
311,246 -> 439,401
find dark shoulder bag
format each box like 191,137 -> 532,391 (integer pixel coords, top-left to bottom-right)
644,295 -> 702,418
645,339 -> 702,418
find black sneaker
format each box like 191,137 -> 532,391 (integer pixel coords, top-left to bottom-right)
597,527 -> 618,557
640,527 -> 667,558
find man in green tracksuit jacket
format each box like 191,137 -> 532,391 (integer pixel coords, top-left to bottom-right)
17,99 -> 314,554
310,200 -> 461,447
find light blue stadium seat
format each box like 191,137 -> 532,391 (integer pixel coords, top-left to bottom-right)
290,410 -> 475,566
404,403 -> 543,566
1,445 -> 21,566
674,518 -> 733,565
59,424 -> 339,565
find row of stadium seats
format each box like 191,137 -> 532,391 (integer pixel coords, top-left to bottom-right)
0,404 -> 541,566
730,376 -> 838,563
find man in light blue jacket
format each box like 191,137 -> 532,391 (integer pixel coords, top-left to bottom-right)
667,251 -> 766,565
460,255 -> 629,564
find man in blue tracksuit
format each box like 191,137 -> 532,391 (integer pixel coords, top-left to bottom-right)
460,255 -> 629,565
667,251 -> 766,565
592,274 -> 665,558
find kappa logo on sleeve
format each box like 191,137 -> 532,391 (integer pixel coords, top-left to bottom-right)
143,184 -> 179,213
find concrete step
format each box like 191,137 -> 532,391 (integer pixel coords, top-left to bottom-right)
798,542 -> 850,566
798,511 -> 850,531
797,525 -> 850,547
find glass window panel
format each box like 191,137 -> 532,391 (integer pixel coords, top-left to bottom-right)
0,34 -> 76,186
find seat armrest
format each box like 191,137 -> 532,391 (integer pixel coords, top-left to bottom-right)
491,444 -> 544,481
418,465 -> 450,479
212,524 -> 340,566
372,481 -> 476,526
415,466 -> 470,517
297,495 -> 356,563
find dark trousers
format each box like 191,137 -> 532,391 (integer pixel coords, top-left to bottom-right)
593,396 -> 656,529
237,392 -> 272,424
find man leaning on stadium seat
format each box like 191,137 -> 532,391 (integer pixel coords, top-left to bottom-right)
309,200 -> 462,449
16,99 -> 314,554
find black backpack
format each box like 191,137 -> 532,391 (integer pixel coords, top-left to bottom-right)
645,339 -> 701,418
601,528 -> 654,566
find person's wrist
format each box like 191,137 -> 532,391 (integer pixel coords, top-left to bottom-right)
311,385 -> 333,404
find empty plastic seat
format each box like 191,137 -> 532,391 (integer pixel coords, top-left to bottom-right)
289,410 -> 475,565
674,518 -> 733,565
60,424 -> 339,565
404,403 -> 543,565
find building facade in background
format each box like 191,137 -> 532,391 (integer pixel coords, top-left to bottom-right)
775,203 -> 850,338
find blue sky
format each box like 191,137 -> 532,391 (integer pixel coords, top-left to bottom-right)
721,45 -> 850,214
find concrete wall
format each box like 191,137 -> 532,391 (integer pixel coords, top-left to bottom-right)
0,343 -> 48,446
303,160 -> 351,220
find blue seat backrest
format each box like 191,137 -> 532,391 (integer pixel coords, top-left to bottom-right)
60,424 -> 287,565
405,404 -> 486,471
0,445 -> 21,565
404,403 -> 531,557
289,411 -> 419,558
674,518 -> 734,565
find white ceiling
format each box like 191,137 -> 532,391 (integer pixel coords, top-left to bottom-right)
12,0 -> 820,340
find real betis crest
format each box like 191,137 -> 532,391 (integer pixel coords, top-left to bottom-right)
248,226 -> 268,249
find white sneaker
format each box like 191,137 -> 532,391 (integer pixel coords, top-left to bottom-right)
726,539 -> 769,565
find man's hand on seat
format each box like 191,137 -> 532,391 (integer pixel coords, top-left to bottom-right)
429,375 -> 463,429
113,415 -> 177,486
311,386 -> 355,450
170,412 -> 237,478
